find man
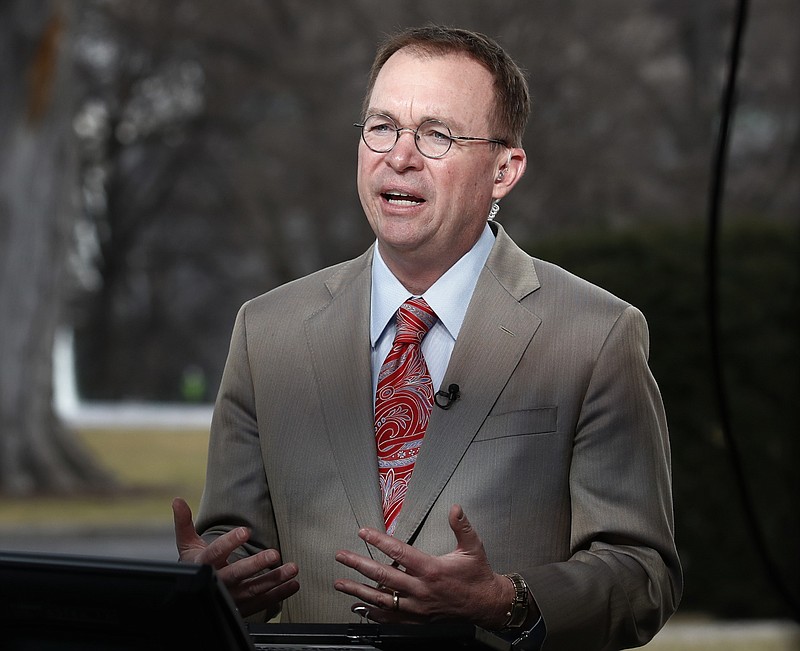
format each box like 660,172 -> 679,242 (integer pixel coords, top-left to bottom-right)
173,25 -> 682,651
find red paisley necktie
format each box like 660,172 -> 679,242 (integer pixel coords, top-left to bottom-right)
374,297 -> 437,535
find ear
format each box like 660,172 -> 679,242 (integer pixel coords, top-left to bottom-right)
492,147 -> 527,201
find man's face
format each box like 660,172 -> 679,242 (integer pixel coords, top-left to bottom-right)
357,50 -> 513,270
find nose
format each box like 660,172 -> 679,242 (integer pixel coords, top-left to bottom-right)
386,128 -> 423,171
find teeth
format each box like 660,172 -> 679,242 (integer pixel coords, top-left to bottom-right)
384,191 -> 422,205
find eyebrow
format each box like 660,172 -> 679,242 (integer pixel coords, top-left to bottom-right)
366,109 -> 466,133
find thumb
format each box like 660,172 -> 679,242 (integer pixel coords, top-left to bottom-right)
448,504 -> 483,555
172,497 -> 202,554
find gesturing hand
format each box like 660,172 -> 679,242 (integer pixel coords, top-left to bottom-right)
333,504 -> 515,629
172,497 -> 299,618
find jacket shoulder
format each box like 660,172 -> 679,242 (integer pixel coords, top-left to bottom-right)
241,248 -> 373,320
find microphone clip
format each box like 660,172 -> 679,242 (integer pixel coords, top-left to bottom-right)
434,383 -> 460,410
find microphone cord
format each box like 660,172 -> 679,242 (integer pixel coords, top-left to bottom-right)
705,0 -> 800,622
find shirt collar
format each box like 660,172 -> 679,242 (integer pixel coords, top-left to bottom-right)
370,223 -> 495,346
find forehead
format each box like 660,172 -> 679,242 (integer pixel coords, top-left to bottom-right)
368,50 -> 495,131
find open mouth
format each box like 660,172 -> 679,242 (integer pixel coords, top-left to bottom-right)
381,191 -> 425,206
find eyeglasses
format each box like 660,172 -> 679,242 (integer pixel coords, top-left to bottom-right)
354,114 -> 507,159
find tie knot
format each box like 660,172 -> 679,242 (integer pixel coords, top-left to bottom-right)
395,297 -> 436,344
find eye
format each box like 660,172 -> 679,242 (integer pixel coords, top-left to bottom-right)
419,121 -> 452,143
366,116 -> 396,135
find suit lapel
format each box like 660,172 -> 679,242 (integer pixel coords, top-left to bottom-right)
303,227 -> 542,552
304,248 -> 386,534
392,226 -> 542,543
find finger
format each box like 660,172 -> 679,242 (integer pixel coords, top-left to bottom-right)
232,565 -> 300,618
253,575 -> 300,613
333,577 -> 399,613
171,498 -> 252,569
221,548 -> 283,585
448,504 -> 483,554
238,560 -> 299,598
197,526 -> 253,569
172,497 -> 205,559
334,548 -> 415,595
172,497 -> 195,540
355,528 -> 431,576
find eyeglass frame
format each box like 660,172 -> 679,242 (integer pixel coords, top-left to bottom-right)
354,113 -> 508,159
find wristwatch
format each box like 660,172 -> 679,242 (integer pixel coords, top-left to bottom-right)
502,572 -> 530,629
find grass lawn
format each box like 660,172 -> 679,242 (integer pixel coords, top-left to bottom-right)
0,428 -> 209,528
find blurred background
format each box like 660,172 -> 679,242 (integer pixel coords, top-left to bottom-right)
1,0 -> 798,647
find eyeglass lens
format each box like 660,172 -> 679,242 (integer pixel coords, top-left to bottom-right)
360,115 -> 452,158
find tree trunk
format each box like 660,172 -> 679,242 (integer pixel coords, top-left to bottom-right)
0,0 -> 117,495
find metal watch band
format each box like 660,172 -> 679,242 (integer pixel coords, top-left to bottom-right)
502,572 -> 529,629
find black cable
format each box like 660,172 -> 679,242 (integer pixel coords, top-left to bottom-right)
705,0 -> 800,623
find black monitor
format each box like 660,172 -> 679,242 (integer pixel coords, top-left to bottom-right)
0,550 -> 513,651
0,550 -> 254,650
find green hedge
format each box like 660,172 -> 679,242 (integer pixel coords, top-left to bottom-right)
525,218 -> 799,619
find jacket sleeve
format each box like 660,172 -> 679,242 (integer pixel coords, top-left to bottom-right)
526,305 -> 682,651
195,302 -> 281,556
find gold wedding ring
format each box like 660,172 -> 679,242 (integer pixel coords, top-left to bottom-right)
392,591 -> 400,611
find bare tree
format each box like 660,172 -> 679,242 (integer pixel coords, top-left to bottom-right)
0,0 -> 116,495
65,0 -> 798,404
12,0 -> 785,406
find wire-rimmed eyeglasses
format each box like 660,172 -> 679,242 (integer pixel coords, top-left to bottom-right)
354,114 -> 507,159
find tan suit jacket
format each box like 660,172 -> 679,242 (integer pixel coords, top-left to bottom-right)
197,223 -> 682,651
